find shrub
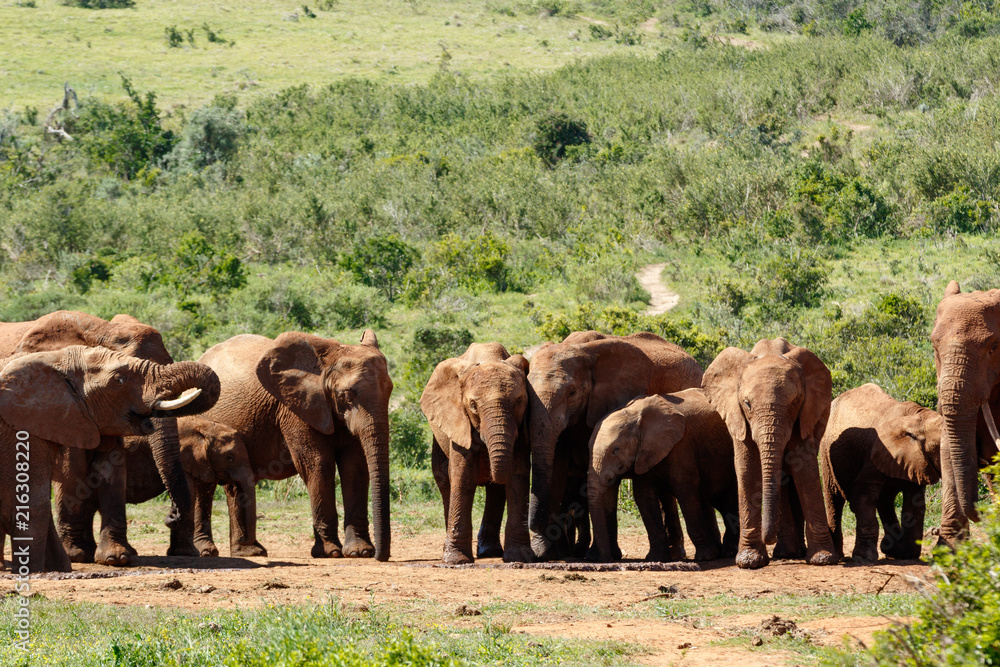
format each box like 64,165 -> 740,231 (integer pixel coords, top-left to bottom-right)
927,187 -> 992,233
842,7 -> 872,36
572,255 -> 648,304
589,24 -> 613,40
531,110 -> 590,166
165,26 -> 184,48
864,458 -> 1000,663
163,232 -> 247,296
389,402 -> 430,469
72,76 -> 176,180
168,103 -> 245,171
401,326 -> 475,398
340,234 -> 418,302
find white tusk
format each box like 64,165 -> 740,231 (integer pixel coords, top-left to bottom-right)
981,402 -> 1000,450
152,387 -> 202,411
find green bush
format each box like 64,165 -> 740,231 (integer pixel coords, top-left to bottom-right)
168,102 -> 245,171
341,234 -> 418,302
864,458 -> 1000,663
927,187 -> 992,233
531,110 -> 590,166
163,232 -> 247,296
389,402 -> 431,469
402,326 -> 475,396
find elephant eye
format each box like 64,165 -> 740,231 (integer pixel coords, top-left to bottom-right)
469,399 -> 478,413
338,390 -> 354,404
613,446 -> 620,454
742,398 -> 751,411
226,455 -> 235,463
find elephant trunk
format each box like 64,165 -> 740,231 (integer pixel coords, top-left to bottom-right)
226,472 -> 258,548
146,361 -> 220,556
938,356 -> 982,523
480,402 -> 515,485
356,407 -> 391,561
754,409 -> 787,546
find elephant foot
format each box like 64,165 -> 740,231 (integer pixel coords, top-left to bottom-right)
343,537 -> 375,559
645,547 -> 674,562
95,542 -> 133,567
720,542 -> 738,558
531,535 -> 562,562
443,548 -> 473,565
735,547 -> 769,570
63,542 -> 96,564
850,544 -> 878,564
476,539 -> 504,560
503,543 -> 535,563
694,545 -> 721,562
311,540 -> 344,558
231,541 -> 268,558
808,549 -> 839,566
167,542 -> 201,558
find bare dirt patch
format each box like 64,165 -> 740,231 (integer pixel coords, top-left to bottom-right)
640,18 -> 659,32
637,263 -> 680,315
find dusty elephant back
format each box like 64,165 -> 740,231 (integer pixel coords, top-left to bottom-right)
586,333 -> 704,395
663,388 -> 734,484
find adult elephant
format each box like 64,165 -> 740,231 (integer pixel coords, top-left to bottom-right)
0,311 -> 219,565
199,330 -> 392,561
931,281 -> 1000,546
588,389 -> 739,563
703,338 -> 837,569
420,343 -> 532,564
124,416 -> 259,558
0,346 -> 215,572
821,384 -> 942,562
526,331 -> 704,560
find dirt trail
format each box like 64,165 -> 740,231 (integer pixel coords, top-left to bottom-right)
637,263 -> 680,315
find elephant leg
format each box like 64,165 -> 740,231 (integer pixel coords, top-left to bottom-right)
876,486 -> 904,559
608,479 -> 623,561
773,475 -> 806,560
789,449 -> 838,565
191,478 -> 219,557
534,446 -> 571,561
20,443 -> 68,572
335,443 -> 374,558
53,448 -> 98,563
676,491 -> 719,562
444,449 -> 477,565
93,449 -> 134,566
432,441 -> 450,527
44,517 -> 72,573
477,483 -> 505,559
634,478 -> 670,561
661,492 -> 687,561
567,472 -> 590,557
502,433 -> 533,563
848,467 -> 883,563
734,440 -> 768,569
883,485 -> 925,560
830,492 -> 846,559
225,479 -> 266,558
714,491 -> 740,558
293,444 -> 343,559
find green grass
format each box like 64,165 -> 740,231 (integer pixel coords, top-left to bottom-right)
0,0 -> 746,112
0,598 -> 639,666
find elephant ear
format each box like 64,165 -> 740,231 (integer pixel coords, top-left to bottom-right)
505,354 -> 529,376
420,358 -> 474,450
784,345 -> 832,442
179,421 -> 215,484
944,280 -> 961,298
0,351 -> 101,450
872,413 -> 939,485
586,341 -> 654,428
635,397 -> 686,475
702,347 -> 753,443
359,329 -> 380,350
257,332 -> 335,435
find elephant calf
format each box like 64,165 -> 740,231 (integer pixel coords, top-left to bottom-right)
421,343 -> 532,564
123,416 -> 262,558
821,384 -> 942,562
588,389 -> 739,562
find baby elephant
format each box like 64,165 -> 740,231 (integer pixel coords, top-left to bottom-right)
124,416 -> 262,558
821,384 -> 942,563
588,388 -> 739,562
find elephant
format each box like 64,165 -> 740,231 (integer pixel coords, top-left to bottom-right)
930,281 -> 1000,547
702,338 -> 837,569
123,416 -> 259,558
0,345 -> 215,572
587,389 -> 739,563
0,311 -> 219,565
199,330 -> 392,561
420,342 -> 532,564
821,384 -> 942,563
526,331 -> 704,560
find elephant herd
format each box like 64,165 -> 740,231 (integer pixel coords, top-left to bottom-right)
0,280 -> 998,573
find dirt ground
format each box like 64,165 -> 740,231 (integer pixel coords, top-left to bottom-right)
5,519 -> 927,666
